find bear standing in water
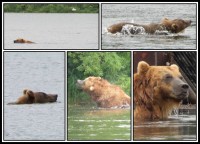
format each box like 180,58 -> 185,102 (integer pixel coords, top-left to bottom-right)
7,89 -> 58,104
76,76 -> 130,108
107,18 -> 191,34
134,61 -> 189,120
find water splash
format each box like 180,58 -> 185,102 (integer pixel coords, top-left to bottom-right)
155,30 -> 170,35
171,108 -> 179,118
121,25 -> 145,35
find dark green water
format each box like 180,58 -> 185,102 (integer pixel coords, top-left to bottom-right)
68,105 -> 131,140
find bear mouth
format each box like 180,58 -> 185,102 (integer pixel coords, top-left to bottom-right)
176,92 -> 188,99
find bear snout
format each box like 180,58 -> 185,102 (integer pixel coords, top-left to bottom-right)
181,83 -> 189,90
54,95 -> 58,101
53,94 -> 58,99
76,80 -> 84,89
184,20 -> 192,27
77,80 -> 83,84
175,83 -> 189,99
14,40 -> 18,43
48,94 -> 58,102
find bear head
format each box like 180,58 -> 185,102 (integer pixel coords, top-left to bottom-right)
161,18 -> 191,33
134,61 -> 189,120
14,38 -> 26,43
76,76 -> 106,94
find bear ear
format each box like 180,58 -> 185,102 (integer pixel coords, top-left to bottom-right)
163,18 -> 169,21
23,89 -> 28,94
26,90 -> 35,103
26,90 -> 35,100
89,86 -> 94,91
137,61 -> 150,75
170,64 -> 179,71
162,18 -> 169,23
26,90 -> 34,98
172,24 -> 178,31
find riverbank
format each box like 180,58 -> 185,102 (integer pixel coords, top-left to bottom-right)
4,3 -> 99,13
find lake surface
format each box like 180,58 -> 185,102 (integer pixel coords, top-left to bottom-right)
68,105 -> 131,141
134,114 -> 197,141
102,4 -> 196,49
4,13 -> 98,49
4,52 -> 65,140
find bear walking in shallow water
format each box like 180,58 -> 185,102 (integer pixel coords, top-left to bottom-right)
134,61 -> 189,120
7,89 -> 58,104
76,76 -> 130,108
107,18 -> 191,34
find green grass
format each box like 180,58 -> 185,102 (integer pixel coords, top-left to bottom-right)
4,4 -> 99,13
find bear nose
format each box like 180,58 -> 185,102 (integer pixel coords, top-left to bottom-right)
77,80 -> 84,84
182,84 -> 189,89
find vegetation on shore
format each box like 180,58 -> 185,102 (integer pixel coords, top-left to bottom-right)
4,3 -> 99,13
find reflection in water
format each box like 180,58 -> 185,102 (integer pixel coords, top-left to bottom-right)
68,105 -> 130,140
85,108 -> 130,116
134,115 -> 196,140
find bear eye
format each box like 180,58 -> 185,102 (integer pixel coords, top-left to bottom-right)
179,76 -> 183,80
165,74 -> 173,80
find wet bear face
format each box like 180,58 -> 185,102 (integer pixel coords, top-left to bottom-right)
134,61 -> 189,120
161,18 -> 192,33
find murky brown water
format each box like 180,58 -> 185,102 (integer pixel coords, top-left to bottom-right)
134,114 -> 196,141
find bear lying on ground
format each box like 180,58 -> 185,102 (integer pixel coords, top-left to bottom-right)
134,61 -> 189,120
14,38 -> 35,43
76,76 -> 130,108
107,18 -> 191,34
7,89 -> 58,104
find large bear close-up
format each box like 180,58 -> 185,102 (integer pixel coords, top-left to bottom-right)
76,76 -> 130,108
107,18 -> 191,34
7,89 -> 58,104
134,61 -> 189,120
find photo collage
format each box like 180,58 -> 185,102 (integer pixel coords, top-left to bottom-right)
2,2 -> 198,142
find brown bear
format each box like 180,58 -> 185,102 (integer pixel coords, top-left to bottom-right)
134,61 -> 189,120
76,76 -> 130,108
107,18 -> 191,34
7,89 -> 58,104
14,38 -> 35,44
